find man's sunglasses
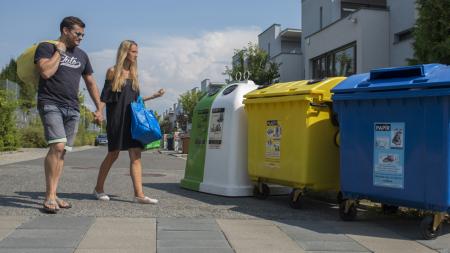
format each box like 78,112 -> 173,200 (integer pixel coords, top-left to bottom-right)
72,31 -> 85,38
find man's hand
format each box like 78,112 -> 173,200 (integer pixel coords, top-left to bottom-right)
55,41 -> 67,53
93,110 -> 103,124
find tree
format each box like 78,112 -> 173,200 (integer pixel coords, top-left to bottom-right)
0,89 -> 20,151
159,116 -> 172,134
0,59 -> 37,110
178,89 -> 205,123
224,42 -> 280,85
408,0 -> 450,65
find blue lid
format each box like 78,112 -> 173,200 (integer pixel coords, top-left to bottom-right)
332,64 -> 450,94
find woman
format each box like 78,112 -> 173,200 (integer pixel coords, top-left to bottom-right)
94,40 -> 164,204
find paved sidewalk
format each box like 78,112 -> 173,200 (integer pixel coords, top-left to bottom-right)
0,147 -> 449,252
0,216 -> 447,253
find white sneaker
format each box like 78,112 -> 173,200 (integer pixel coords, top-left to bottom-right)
93,190 -> 110,201
134,196 -> 158,204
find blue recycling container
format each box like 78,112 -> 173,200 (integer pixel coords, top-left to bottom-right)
332,64 -> 450,239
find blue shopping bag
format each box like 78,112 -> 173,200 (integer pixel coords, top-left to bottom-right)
130,96 -> 162,145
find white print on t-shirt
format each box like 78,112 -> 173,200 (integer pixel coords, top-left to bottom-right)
60,55 -> 81,69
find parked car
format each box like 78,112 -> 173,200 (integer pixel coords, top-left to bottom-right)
95,134 -> 108,146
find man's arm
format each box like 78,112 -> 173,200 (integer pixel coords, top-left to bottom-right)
36,42 -> 65,79
82,74 -> 104,123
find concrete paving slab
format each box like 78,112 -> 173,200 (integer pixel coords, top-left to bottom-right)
0,217 -> 29,229
276,221 -> 355,242
0,249 -> 74,253
74,250 -> 149,253
77,217 -> 156,252
158,230 -> 226,240
297,241 -> 370,252
0,216 -> 92,251
157,218 -> 220,231
0,216 -> 29,241
0,237 -> 79,249
157,248 -> 234,253
217,219 -> 304,252
275,220 -> 369,252
157,218 -> 232,252
18,216 -> 94,230
157,239 -> 231,248
333,221 -> 437,253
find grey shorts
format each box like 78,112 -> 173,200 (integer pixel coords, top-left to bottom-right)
38,104 -> 80,151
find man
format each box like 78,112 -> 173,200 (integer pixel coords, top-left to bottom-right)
35,16 -> 103,213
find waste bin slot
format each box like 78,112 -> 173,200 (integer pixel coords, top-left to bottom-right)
307,78 -> 326,85
370,65 -> 424,80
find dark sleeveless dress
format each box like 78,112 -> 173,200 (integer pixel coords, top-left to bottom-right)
100,79 -> 143,151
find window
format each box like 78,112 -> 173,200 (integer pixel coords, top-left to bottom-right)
394,29 -> 413,43
320,7 -> 323,29
312,43 -> 356,79
341,1 -> 386,18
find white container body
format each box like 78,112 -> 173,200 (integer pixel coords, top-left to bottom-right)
200,80 -> 258,196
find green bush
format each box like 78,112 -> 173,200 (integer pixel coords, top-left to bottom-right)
20,118 -> 47,148
74,126 -> 97,147
0,89 -> 20,151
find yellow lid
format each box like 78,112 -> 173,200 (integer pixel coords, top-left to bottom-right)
244,77 -> 346,101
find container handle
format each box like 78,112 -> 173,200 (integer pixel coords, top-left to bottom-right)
369,65 -> 424,80
309,102 -> 328,108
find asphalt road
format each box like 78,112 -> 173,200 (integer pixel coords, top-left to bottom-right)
0,147 -> 341,219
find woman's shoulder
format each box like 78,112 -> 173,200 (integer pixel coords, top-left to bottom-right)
106,67 -> 115,81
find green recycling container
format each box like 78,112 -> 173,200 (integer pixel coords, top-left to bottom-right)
180,87 -> 223,191
145,140 -> 161,150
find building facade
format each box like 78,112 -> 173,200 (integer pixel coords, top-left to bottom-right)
302,0 -> 416,79
258,24 -> 304,82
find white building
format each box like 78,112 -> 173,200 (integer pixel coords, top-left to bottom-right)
258,24 -> 304,82
302,0 -> 416,79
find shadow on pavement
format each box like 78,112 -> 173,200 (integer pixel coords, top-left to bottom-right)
0,194 -> 41,209
144,182 -> 450,242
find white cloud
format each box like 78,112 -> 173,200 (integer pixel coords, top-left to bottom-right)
85,27 -> 260,114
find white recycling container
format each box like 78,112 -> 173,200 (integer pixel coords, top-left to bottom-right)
200,80 -> 258,196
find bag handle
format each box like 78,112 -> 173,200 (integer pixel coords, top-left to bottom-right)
136,96 -> 144,106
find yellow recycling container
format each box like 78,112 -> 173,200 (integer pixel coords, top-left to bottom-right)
243,77 -> 346,208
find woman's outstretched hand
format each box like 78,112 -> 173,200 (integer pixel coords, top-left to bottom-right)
143,89 -> 165,101
154,88 -> 165,98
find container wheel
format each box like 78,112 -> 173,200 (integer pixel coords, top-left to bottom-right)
420,216 -> 442,240
288,189 -> 303,209
334,131 -> 340,147
339,200 -> 357,221
253,183 -> 270,200
337,191 -> 344,204
381,204 -> 399,214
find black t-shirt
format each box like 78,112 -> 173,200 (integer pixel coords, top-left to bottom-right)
34,42 -> 94,110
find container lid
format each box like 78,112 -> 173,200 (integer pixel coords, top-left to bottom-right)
244,77 -> 346,100
332,64 -> 450,94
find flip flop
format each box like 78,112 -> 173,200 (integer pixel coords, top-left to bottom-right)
55,198 -> 72,209
43,199 -> 60,214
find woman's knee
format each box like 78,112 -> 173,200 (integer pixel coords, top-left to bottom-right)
108,151 -> 120,161
128,148 -> 141,161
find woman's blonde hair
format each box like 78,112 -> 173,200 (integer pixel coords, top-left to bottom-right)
110,40 -> 139,92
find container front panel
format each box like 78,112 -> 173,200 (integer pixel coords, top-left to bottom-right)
337,96 -> 450,211
181,95 -> 218,190
246,97 -> 339,190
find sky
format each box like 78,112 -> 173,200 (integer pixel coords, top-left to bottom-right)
0,0 -> 301,114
